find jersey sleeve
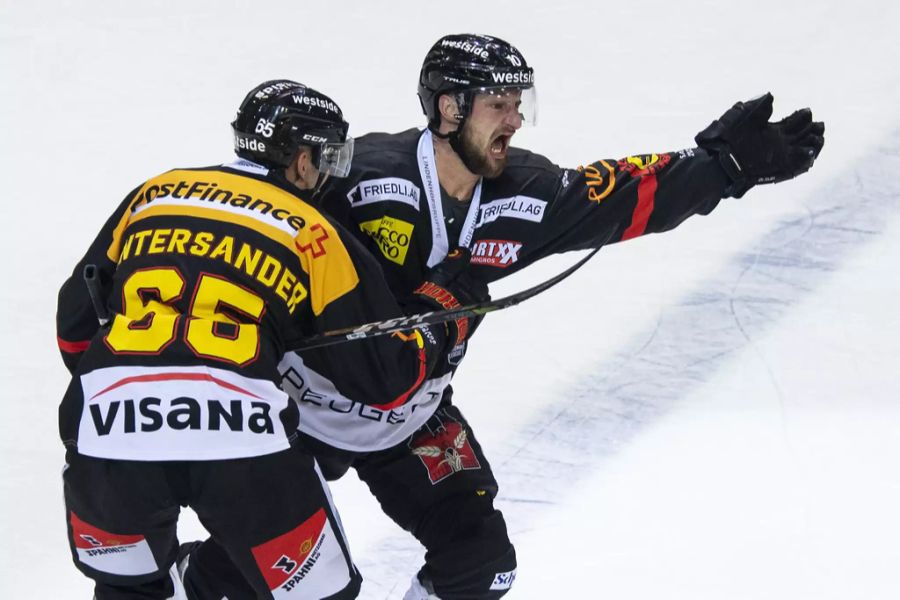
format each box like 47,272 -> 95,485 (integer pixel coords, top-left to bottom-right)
55,186 -> 139,373
518,148 -> 731,260
293,219 -> 447,409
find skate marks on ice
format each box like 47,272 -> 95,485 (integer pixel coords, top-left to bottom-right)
495,133 -> 900,521
352,132 -> 900,598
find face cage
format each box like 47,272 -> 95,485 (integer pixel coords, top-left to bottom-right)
459,85 -> 538,126
314,137 -> 354,178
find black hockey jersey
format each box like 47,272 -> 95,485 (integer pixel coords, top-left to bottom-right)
56,159 -> 440,461
280,128 -> 730,451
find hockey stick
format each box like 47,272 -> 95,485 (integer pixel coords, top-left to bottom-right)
83,264 -> 111,326
289,246 -> 602,351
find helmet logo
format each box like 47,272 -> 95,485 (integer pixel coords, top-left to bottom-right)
440,38 -> 489,59
302,134 -> 327,143
489,71 -> 533,85
290,94 -> 342,115
443,76 -> 470,85
235,135 -> 266,152
255,119 -> 275,138
254,81 -> 304,100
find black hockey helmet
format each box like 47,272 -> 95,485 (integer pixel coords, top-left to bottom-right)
232,80 -> 354,176
417,33 -> 536,130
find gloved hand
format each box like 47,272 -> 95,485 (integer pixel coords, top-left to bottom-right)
695,93 -> 825,198
405,248 -> 489,349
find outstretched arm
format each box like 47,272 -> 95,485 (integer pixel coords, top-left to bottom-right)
512,94 -> 825,261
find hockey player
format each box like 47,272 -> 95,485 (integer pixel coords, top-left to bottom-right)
185,35 -> 825,599
55,79 -> 476,600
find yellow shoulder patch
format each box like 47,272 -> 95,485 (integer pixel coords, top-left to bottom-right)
293,219 -> 360,316
118,167 -> 360,316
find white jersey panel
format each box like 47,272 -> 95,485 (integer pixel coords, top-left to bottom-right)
77,365 -> 291,461
279,352 -> 453,452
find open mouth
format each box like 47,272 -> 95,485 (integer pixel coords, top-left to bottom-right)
490,134 -> 511,158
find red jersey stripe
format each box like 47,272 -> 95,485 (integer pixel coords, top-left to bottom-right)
622,175 -> 659,241
371,346 -> 427,411
58,337 -> 91,354
89,372 -> 263,401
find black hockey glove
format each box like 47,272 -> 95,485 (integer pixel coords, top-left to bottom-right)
695,93 -> 825,198
405,248 -> 490,350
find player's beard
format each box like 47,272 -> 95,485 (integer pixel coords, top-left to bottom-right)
455,122 -> 507,179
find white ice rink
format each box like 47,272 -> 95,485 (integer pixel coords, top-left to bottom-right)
2,1 -> 899,598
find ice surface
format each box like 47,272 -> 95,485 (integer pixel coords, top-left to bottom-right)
2,1 -> 899,598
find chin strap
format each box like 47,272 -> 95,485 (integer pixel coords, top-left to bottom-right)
310,172 -> 330,199
430,119 -> 481,174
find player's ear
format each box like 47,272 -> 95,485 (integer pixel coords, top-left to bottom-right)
438,94 -> 462,125
295,148 -> 308,176
294,147 -> 315,177
284,147 -> 314,189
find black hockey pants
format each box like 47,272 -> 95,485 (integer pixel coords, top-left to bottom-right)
185,401 -> 516,599
62,444 -> 361,600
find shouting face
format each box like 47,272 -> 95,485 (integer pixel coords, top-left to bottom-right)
455,89 -> 525,178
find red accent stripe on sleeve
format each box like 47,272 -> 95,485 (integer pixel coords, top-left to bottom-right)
57,337 -> 91,354
371,346 -> 428,411
621,175 -> 658,241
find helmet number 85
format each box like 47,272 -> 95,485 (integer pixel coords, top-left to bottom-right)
105,268 -> 264,366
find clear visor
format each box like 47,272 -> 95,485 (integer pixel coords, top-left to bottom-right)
470,85 -> 538,126
316,136 -> 354,178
